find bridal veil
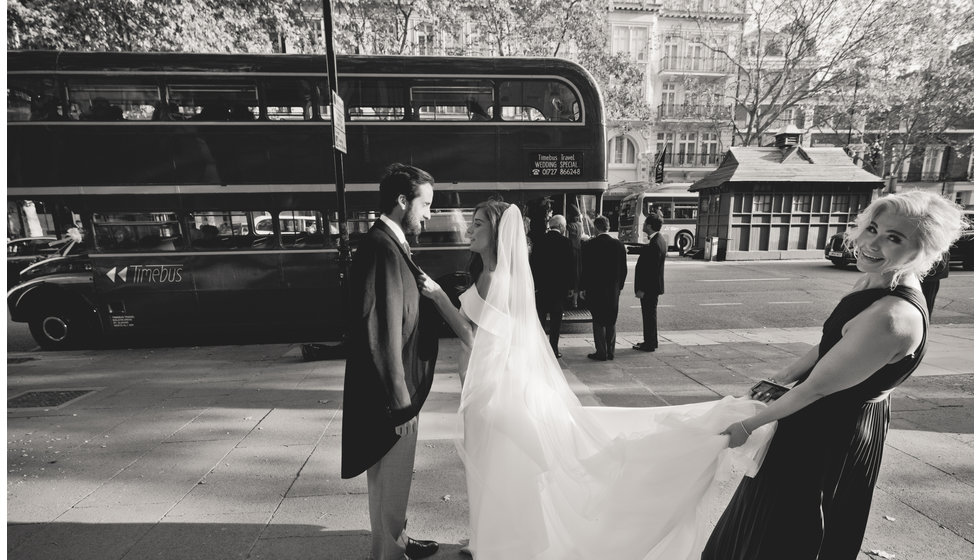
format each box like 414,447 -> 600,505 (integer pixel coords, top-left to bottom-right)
456,204 -> 774,560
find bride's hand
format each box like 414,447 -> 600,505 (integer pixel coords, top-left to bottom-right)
417,273 -> 443,299
720,421 -> 752,448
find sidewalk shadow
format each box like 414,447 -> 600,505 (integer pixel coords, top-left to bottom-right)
8,522 -> 469,560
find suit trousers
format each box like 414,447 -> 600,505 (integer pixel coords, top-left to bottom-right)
536,292 -> 564,352
640,295 -> 659,348
367,428 -> 418,560
592,321 -> 617,358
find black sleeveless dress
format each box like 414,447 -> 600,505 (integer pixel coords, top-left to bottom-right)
702,286 -> 928,560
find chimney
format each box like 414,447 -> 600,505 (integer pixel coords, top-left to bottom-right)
774,124 -> 802,148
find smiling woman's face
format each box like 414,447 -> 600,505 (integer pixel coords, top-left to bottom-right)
467,208 -> 493,254
852,208 -> 920,274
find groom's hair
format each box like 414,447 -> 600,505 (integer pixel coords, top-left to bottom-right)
379,163 -> 435,214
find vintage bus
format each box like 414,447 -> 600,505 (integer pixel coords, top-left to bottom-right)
617,186 -> 698,253
7,51 -> 605,349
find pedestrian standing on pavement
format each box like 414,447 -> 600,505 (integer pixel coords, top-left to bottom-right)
581,215 -> 627,361
530,214 -> 575,358
704,191 -> 969,560
920,251 -> 950,317
340,163 -> 440,560
633,214 -> 667,352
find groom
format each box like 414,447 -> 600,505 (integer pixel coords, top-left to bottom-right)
341,163 -> 439,560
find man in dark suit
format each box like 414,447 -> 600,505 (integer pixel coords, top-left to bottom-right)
634,214 -> 667,352
581,215 -> 627,361
531,214 -> 575,358
341,163 -> 439,560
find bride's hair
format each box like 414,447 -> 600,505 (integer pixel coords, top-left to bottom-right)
468,199 -> 513,282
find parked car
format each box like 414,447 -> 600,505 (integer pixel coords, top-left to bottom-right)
824,210 -> 974,271
7,236 -> 58,287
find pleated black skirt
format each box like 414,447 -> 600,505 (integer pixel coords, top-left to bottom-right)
702,396 -> 890,560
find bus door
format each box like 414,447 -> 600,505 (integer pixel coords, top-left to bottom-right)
274,210 -> 343,338
90,212 -> 197,334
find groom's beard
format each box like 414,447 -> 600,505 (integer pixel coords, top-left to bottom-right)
402,208 -> 424,236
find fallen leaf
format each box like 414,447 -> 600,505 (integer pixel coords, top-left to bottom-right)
884,515 -> 896,522
869,550 -> 896,559
442,495 -> 451,501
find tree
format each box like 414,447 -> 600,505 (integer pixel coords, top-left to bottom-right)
691,0 -> 918,146
806,1 -> 973,184
7,0 -> 320,53
333,0 -> 651,122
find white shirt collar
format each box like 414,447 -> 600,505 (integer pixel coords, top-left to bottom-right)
380,214 -> 408,246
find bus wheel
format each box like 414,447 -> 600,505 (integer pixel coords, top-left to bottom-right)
29,308 -> 91,350
674,231 -> 695,254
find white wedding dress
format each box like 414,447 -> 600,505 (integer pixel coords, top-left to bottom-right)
454,205 -> 774,560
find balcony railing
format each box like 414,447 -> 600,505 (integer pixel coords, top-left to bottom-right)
659,152 -> 724,168
658,103 -> 731,121
660,55 -> 734,74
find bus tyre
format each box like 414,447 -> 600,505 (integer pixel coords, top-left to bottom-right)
29,308 -> 90,350
674,231 -> 694,254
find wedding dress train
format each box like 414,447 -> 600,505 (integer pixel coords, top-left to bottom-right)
454,205 -> 774,560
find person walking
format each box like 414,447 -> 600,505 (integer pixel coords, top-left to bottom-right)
581,215 -> 627,360
634,214 -> 667,352
530,214 -> 574,358
341,163 -> 440,560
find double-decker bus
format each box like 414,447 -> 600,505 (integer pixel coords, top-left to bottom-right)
7,51 -> 606,349
617,185 -> 698,252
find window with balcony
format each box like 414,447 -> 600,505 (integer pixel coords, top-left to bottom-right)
613,25 -> 650,63
608,135 -> 637,165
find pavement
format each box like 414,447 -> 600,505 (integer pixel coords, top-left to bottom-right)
6,324 -> 974,560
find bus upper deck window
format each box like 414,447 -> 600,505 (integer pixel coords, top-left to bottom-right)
167,84 -> 259,121
8,77 -> 61,121
264,79 -> 315,121
499,80 -> 581,122
339,79 -> 406,121
66,80 -> 159,121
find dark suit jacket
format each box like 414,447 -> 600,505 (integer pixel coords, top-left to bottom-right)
635,231 -> 667,296
341,221 -> 435,479
582,233 -> 627,323
530,230 -> 575,299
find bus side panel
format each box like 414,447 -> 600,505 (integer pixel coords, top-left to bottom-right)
91,254 -> 197,333
278,249 -> 343,339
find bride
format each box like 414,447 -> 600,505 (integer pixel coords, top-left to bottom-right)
419,201 -> 774,560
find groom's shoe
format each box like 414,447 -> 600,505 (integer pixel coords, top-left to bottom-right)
633,343 -> 657,352
406,538 -> 439,559
587,352 -> 607,361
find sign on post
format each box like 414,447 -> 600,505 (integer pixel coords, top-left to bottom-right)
331,91 -> 347,154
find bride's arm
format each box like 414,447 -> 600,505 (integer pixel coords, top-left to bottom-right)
418,274 -> 475,349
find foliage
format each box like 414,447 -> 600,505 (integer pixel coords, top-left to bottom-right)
7,0 -> 320,53
807,0 -> 974,179
333,0 -> 652,122
691,0 -> 951,147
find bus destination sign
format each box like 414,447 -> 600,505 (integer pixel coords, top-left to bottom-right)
529,152 -> 583,179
